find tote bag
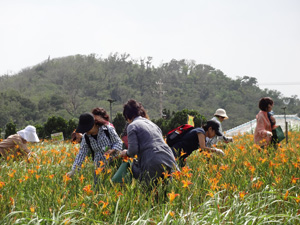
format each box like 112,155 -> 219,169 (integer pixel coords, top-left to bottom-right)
272,126 -> 285,143
111,162 -> 132,183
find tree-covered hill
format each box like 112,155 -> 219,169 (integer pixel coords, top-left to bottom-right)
1,53 -> 299,131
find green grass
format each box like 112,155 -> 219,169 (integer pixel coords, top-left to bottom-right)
1,132 -> 300,224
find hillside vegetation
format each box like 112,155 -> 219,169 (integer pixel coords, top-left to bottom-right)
1,53 -> 299,131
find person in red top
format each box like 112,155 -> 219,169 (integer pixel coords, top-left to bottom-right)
254,97 -> 276,148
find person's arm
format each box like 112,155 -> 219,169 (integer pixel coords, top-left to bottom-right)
124,125 -> 139,157
67,137 -> 89,177
18,140 -> 31,157
104,126 -> 123,156
198,133 -> 225,156
256,113 -> 272,137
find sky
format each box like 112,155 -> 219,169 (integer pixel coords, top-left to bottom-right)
1,0 -> 300,99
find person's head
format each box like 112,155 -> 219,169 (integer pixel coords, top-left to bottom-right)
214,108 -> 228,122
76,112 -> 98,135
259,97 -> 274,112
203,120 -> 223,138
123,99 -> 149,122
17,125 -> 40,143
92,107 -> 110,126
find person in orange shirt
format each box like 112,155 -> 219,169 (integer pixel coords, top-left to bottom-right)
0,125 -> 39,159
254,97 -> 276,148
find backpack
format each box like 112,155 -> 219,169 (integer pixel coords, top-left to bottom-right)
84,126 -> 111,161
166,124 -> 194,147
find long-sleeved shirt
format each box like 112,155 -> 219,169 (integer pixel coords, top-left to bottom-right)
254,111 -> 275,147
0,134 -> 29,158
127,116 -> 178,182
72,125 -> 123,171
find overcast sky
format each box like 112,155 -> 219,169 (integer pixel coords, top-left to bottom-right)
1,0 -> 300,99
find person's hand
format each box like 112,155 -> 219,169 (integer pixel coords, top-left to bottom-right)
214,148 -> 225,156
66,170 -> 75,178
266,131 -> 273,137
71,132 -> 82,143
119,150 -> 128,158
104,149 -> 116,156
226,137 -> 233,142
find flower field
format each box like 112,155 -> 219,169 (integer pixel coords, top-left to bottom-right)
1,132 -> 300,224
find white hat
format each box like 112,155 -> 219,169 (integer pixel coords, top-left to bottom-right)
17,125 -> 40,142
214,108 -> 228,119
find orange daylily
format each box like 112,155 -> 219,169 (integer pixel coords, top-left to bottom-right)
219,164 -> 229,171
206,192 -> 214,198
95,167 -> 104,175
172,171 -> 181,180
168,191 -> 180,203
239,191 -> 247,200
181,166 -> 192,174
0,181 -> 5,189
83,185 -> 93,195
182,180 -> 193,188
10,197 -> 14,205
79,175 -> 85,183
291,176 -> 300,184
284,190 -> 289,201
63,174 -> 72,183
30,206 -> 35,213
162,171 -> 171,179
98,200 -> 109,209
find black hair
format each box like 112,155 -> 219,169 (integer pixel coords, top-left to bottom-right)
259,97 -> 274,111
203,120 -> 220,134
123,99 -> 149,121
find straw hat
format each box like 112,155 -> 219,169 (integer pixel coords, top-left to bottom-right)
214,108 -> 228,119
17,125 -> 40,142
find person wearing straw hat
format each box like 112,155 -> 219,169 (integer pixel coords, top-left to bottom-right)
207,108 -> 233,148
0,125 -> 39,159
66,112 -> 123,182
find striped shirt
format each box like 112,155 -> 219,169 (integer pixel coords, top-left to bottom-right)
72,125 -> 123,171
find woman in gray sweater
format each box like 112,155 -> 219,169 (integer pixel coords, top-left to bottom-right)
120,99 -> 178,187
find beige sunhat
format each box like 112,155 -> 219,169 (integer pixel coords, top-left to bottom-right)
214,108 -> 228,119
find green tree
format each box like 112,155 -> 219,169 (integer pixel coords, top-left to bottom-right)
166,109 -> 206,135
5,121 -> 16,138
35,124 -> 46,140
112,113 -> 126,135
66,119 -> 78,139
43,116 -> 68,139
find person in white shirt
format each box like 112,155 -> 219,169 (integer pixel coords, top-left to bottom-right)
207,108 -> 233,147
